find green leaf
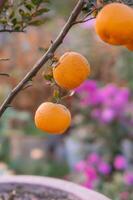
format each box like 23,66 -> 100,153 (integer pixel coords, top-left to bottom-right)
33,8 -> 49,17
31,0 -> 43,5
0,18 -> 7,24
11,18 -> 17,25
14,25 -> 21,31
25,3 -> 34,11
54,89 -> 60,99
29,19 -> 46,26
44,74 -> 53,81
19,10 -> 32,21
9,10 -> 15,19
19,9 -> 25,16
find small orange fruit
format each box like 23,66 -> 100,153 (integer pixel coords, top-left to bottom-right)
95,3 -> 133,45
34,102 -> 71,134
53,52 -> 90,90
126,42 -> 133,51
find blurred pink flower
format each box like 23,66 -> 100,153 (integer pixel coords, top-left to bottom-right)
87,153 -> 101,165
120,191 -> 129,200
98,84 -> 118,108
76,80 -> 98,93
101,108 -> 115,123
76,81 -> 132,124
76,80 -> 102,106
85,166 -> 98,180
91,108 -> 115,124
75,160 -> 86,172
114,155 -> 128,170
98,162 -> 111,175
124,172 -> 133,186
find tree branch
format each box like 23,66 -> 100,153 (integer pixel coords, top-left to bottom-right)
0,73 -> 10,77
0,29 -> 26,33
0,0 -> 85,118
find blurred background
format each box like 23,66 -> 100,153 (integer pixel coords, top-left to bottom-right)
0,0 -> 133,200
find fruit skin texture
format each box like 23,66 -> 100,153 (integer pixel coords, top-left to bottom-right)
34,102 -> 71,134
95,3 -> 133,46
53,52 -> 90,90
126,42 -> 133,51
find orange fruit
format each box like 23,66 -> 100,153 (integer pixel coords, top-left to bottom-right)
53,52 -> 90,90
126,42 -> 133,51
95,3 -> 133,45
34,102 -> 71,134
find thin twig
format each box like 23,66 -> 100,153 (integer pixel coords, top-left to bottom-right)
73,8 -> 96,24
22,83 -> 33,90
74,16 -> 95,24
0,58 -> 10,61
0,0 -> 85,118
0,73 -> 10,77
0,29 -> 26,33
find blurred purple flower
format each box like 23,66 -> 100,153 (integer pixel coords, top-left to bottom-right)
91,108 -> 115,124
76,80 -> 132,125
85,166 -> 98,181
76,80 -> 98,93
124,172 -> 133,186
114,155 -> 128,170
112,88 -> 130,110
75,160 -> 86,172
87,153 -> 101,165
99,84 -> 118,104
76,80 -> 102,106
101,108 -> 115,123
98,162 -> 111,175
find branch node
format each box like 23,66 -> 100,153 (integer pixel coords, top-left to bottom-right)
0,73 -> 10,77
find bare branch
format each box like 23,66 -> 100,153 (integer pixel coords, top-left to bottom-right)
0,29 -> 26,33
22,83 -> 33,90
0,73 -> 10,77
73,7 -> 98,25
0,58 -> 10,61
0,0 -> 85,118
74,16 -> 95,25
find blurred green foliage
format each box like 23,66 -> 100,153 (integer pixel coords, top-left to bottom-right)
0,0 -> 50,32
115,51 -> 133,89
0,108 -> 45,136
10,159 -> 69,177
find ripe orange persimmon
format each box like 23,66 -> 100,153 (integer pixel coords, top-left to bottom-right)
34,102 -> 71,134
53,52 -> 90,90
126,42 -> 133,51
95,3 -> 133,45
